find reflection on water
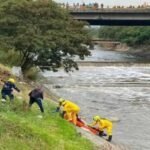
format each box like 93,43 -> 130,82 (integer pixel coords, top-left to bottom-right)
42,46 -> 150,150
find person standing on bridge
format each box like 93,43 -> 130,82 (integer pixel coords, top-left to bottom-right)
89,116 -> 113,142
56,98 -> 80,125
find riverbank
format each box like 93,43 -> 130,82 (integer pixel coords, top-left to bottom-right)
127,45 -> 150,61
98,43 -> 129,52
40,73 -> 128,150
97,42 -> 150,61
0,63 -> 126,150
0,64 -> 95,150
44,60 -> 150,150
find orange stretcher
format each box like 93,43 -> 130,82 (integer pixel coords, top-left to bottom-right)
76,118 -> 100,135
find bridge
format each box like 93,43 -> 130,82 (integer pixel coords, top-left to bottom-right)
70,8 -> 150,25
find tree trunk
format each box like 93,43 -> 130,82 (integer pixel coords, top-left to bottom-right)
21,58 -> 33,73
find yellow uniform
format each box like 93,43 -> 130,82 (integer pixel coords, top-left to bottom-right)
61,100 -> 80,125
91,118 -> 113,136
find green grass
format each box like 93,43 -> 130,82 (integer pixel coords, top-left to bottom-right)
0,63 -> 94,150
0,99 -> 94,150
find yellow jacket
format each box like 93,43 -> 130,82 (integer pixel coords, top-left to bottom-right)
91,118 -> 113,135
62,100 -> 80,112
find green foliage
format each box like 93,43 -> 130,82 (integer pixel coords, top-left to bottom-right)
99,26 -> 150,46
87,27 -> 99,38
0,49 -> 21,66
0,99 -> 94,150
0,0 -> 91,72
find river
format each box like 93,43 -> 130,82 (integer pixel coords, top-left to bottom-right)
42,46 -> 150,150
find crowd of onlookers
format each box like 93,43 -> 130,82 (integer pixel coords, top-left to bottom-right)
59,2 -> 100,10
58,2 -> 150,10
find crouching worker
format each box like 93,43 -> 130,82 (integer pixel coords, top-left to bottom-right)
90,116 -> 113,142
56,98 -> 80,125
28,86 -> 44,113
1,78 -> 20,101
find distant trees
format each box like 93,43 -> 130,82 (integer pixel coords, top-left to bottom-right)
0,0 -> 91,72
87,27 -> 99,38
99,26 -> 150,46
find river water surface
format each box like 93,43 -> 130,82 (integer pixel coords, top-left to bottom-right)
43,46 -> 150,150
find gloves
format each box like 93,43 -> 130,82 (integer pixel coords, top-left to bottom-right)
99,131 -> 107,137
56,107 -> 60,112
107,135 -> 112,142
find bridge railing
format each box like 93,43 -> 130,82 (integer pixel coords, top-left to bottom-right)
57,3 -> 150,12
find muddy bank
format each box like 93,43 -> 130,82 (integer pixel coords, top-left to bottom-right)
127,46 -> 150,61
98,43 -> 129,52
98,42 -> 150,61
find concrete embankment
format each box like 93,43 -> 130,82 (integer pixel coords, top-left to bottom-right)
76,128 -> 128,150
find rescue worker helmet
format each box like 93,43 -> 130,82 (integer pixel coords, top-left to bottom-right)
93,116 -> 101,121
59,98 -> 65,103
8,78 -> 15,84
59,98 -> 66,105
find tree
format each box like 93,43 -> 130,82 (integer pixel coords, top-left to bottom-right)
0,0 -> 91,72
98,26 -> 150,47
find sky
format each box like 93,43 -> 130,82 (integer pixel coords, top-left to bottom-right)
54,0 -> 150,6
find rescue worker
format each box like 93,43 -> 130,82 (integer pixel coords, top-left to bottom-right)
90,116 -> 113,142
28,86 -> 44,113
1,78 -> 20,101
56,98 -> 80,125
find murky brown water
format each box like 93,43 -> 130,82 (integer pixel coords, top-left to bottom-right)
43,46 -> 150,150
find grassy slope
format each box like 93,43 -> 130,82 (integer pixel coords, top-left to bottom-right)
0,64 -> 95,150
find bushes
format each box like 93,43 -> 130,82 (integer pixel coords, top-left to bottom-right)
23,67 -> 40,80
0,49 -> 21,66
99,26 -> 150,47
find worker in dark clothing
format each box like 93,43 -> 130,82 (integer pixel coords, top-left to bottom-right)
28,87 -> 44,113
1,78 -> 20,101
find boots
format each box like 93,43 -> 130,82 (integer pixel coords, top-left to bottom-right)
107,135 -> 112,142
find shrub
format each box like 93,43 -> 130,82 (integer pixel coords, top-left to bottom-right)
23,67 -> 40,80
